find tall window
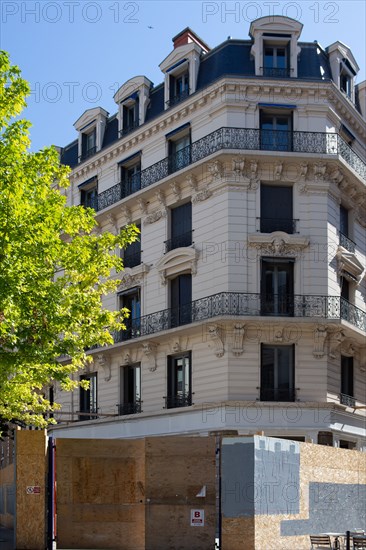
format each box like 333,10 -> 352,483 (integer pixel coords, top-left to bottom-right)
79,373 -> 97,421
119,288 -> 141,340
261,258 -> 294,316
260,345 -> 295,402
80,184 -> 98,210
119,364 -> 141,415
170,274 -> 192,327
339,205 -> 355,252
340,356 -> 354,406
260,184 -> 293,233
166,352 -> 192,408
169,72 -> 189,106
168,133 -> 191,173
81,129 -> 96,160
122,98 -> 139,135
120,158 -> 141,198
260,111 -> 292,151
123,224 -> 141,268
263,44 -> 289,77
166,202 -> 192,252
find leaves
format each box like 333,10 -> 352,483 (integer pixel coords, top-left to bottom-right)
0,51 -> 139,427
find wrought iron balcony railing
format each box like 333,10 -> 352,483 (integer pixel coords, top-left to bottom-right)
117,401 -> 142,415
339,393 -> 356,407
339,232 -> 356,253
259,388 -> 296,402
79,146 -> 97,162
262,67 -> 293,78
119,120 -> 140,137
259,217 -> 297,234
164,393 -> 192,409
167,88 -> 190,107
95,128 -> 366,211
165,230 -> 193,253
106,294 -> 365,347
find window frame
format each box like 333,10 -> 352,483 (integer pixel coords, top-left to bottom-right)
79,372 -> 98,421
119,287 -> 141,340
123,223 -> 141,268
166,351 -> 192,409
260,183 -> 294,234
260,344 -> 295,402
119,363 -> 142,415
260,257 -> 295,316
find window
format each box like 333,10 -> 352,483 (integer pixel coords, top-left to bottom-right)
81,129 -> 96,161
119,364 -> 141,415
169,71 -> 189,106
339,440 -> 356,450
260,344 -> 295,402
260,184 -> 293,233
261,258 -> 294,316
260,111 -> 292,151
79,373 -> 97,421
263,43 -> 290,77
119,288 -> 141,340
120,155 -> 141,198
168,133 -> 191,174
339,205 -> 355,252
166,203 -> 192,252
123,224 -> 141,268
121,97 -> 139,136
340,66 -> 353,98
170,274 -> 192,328
166,352 -> 192,409
79,177 -> 98,210
340,356 -> 354,406
317,431 -> 333,446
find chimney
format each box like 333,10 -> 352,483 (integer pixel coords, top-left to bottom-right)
172,27 -> 210,53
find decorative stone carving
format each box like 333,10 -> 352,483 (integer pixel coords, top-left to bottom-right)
232,324 -> 245,356
207,160 -> 223,181
232,157 -> 245,176
142,342 -> 159,372
329,329 -> 345,359
121,206 -> 132,225
329,166 -> 344,184
186,173 -> 198,192
313,163 -> 327,182
192,187 -> 212,204
138,198 -> 148,216
155,189 -> 166,207
248,232 -> 309,257
144,209 -> 166,225
95,354 -> 111,382
274,161 -> 283,180
249,160 -> 259,190
274,328 -> 284,343
207,324 -> 224,357
107,214 -> 118,234
118,264 -> 149,290
313,325 -> 328,358
170,181 -> 181,201
156,247 -> 198,285
123,353 -> 131,365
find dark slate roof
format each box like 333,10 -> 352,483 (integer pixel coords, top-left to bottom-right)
59,39 -> 350,167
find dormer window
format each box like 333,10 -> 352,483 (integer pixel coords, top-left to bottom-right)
263,42 -> 290,77
169,70 -> 189,106
121,95 -> 140,136
326,42 -> 359,103
339,62 -> 354,99
74,107 -> 108,164
114,76 -> 153,137
81,128 -> 96,161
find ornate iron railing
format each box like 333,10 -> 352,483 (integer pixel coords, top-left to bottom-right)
117,401 -> 142,415
93,128 -> 365,210
259,388 -> 296,402
123,250 -> 141,268
339,232 -> 356,253
79,146 -> 97,162
259,217 -> 297,234
165,393 -> 192,409
167,88 -> 190,107
119,120 -> 140,137
339,393 -> 356,407
106,294 -> 365,346
262,67 -> 292,78
165,230 -> 193,253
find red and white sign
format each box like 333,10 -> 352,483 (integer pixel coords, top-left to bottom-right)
190,509 -> 204,526
26,486 -> 41,495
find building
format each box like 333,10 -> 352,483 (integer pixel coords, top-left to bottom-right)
51,16 -> 366,450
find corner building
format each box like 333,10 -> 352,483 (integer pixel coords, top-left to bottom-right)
52,16 -> 366,450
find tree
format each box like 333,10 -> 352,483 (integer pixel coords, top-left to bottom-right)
0,51 -> 138,427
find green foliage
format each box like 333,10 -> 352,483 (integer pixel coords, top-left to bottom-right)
0,51 -> 139,427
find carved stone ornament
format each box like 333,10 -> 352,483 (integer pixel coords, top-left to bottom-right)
95,354 -> 111,382
313,325 -> 328,358
248,232 -> 310,257
170,181 -> 181,201
249,159 -> 259,190
144,209 -> 166,225
313,163 -> 327,182
123,353 -> 131,365
142,342 -> 159,372
119,264 -> 150,291
328,329 -> 345,359
232,157 -> 245,176
329,166 -> 344,184
155,189 -> 166,207
207,160 -> 223,181
207,324 -> 224,357
186,173 -> 198,192
274,161 -> 283,180
156,247 -> 198,285
192,186 -> 212,204
107,213 -> 119,234
121,206 -> 132,225
232,324 -> 245,356
138,198 -> 148,216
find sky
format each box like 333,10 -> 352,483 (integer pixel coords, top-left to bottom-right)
1,0 -> 365,152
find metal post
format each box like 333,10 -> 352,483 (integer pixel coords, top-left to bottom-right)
346,530 -> 350,550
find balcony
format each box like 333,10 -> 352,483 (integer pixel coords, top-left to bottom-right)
339,232 -> 356,253
119,121 -> 139,137
109,294 -> 365,346
165,393 -> 192,409
123,250 -> 141,269
259,218 -> 297,234
117,401 -> 142,415
167,89 -> 190,107
79,146 -> 97,162
262,67 -> 292,78
165,230 -> 193,253
95,128 -> 366,211
339,393 -> 356,407
259,388 -> 296,402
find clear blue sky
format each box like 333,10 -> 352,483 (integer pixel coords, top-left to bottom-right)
1,0 -> 365,152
